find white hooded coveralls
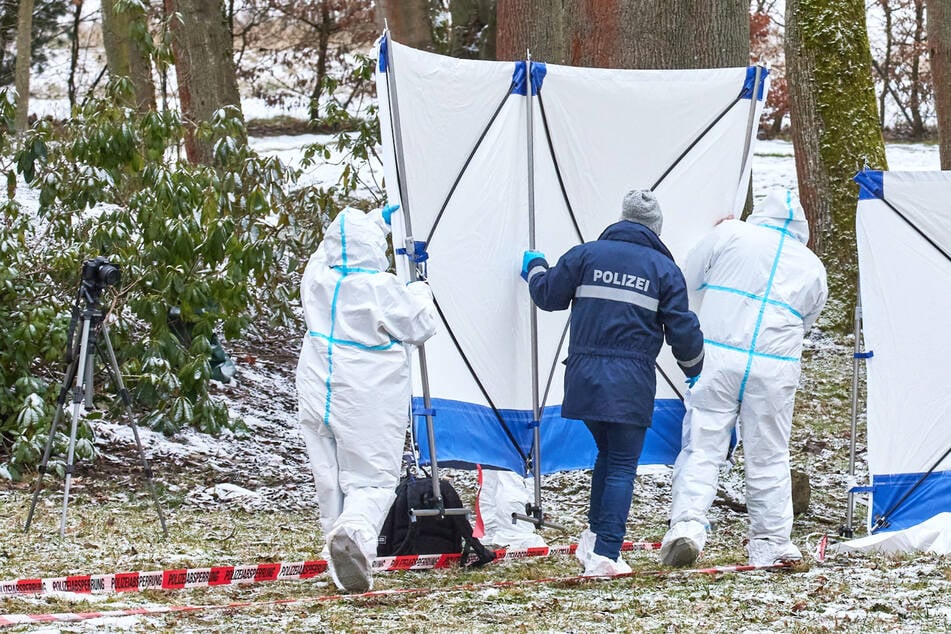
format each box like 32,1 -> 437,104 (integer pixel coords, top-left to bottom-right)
296,208 -> 437,557
669,190 -> 827,553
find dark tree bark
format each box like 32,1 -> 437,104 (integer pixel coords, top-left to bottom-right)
909,0 -> 926,138
785,0 -> 887,331
67,0 -> 83,108
450,0 -> 496,59
166,0 -> 243,165
102,0 -> 157,112
376,0 -> 434,51
878,0 -> 895,128
308,0 -> 333,121
929,0 -> 951,168
497,0 -> 746,68
564,0 -> 748,69
496,0 -> 565,62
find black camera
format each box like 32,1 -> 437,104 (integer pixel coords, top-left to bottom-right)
81,256 -> 121,290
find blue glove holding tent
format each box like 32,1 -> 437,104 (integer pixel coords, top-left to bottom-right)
382,203 -> 400,225
685,374 -> 701,389
521,250 -> 546,281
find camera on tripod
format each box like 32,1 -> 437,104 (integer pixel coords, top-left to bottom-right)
81,256 -> 121,293
25,254 -> 168,537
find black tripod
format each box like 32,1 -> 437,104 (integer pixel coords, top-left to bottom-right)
24,280 -> 168,538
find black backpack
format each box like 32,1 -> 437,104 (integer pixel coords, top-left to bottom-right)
377,471 -> 496,567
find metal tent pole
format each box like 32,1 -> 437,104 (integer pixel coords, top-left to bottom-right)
841,297 -> 864,538
513,52 -> 564,533
382,31 -> 466,520
736,65 -> 764,194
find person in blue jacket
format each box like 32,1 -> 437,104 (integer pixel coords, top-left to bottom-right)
521,189 -> 704,576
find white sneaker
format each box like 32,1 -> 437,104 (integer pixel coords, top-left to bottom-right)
747,538 -> 802,567
582,552 -> 632,577
660,520 -> 706,567
329,527 -> 373,592
575,528 -> 596,567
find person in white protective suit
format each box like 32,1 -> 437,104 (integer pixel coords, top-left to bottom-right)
476,467 -> 548,549
660,189 -> 827,568
296,205 -> 438,592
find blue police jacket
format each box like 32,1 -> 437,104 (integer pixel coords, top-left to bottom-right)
526,221 -> 704,426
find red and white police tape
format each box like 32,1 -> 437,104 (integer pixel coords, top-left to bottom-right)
0,540 -> 660,597
0,559 -> 791,628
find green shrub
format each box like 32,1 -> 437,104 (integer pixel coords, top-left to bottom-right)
0,75 -> 377,479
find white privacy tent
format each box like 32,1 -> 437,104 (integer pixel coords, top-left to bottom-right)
844,170 -> 951,552
375,34 -> 767,517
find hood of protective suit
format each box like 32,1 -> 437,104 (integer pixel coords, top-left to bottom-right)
746,189 -> 810,244
322,207 -> 390,271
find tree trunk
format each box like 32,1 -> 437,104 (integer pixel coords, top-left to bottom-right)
376,0 -> 434,51
450,0 -> 496,59
166,0 -> 243,165
496,0 -> 564,62
785,0 -> 887,331
308,1 -> 333,121
102,0 -> 157,112
878,0 -> 893,129
67,0 -> 83,108
930,0 -> 951,168
909,0 -> 926,139
14,0 -> 34,131
564,0 -> 748,69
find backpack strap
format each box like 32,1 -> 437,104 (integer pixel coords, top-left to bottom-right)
460,533 -> 496,567
451,510 -> 495,567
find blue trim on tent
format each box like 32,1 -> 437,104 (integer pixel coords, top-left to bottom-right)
413,397 -> 686,474
870,470 -> 951,533
511,61 -> 548,96
741,66 -> 770,101
378,33 -> 389,72
854,170 -> 884,200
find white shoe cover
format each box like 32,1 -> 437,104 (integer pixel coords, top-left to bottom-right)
660,520 -> 706,567
747,538 -> 802,567
582,552 -> 632,577
575,528 -> 596,568
328,527 -> 373,592
498,532 -> 549,550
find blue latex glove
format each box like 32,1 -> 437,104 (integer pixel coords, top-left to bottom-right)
382,203 -> 400,225
521,250 -> 546,281
685,374 -> 700,389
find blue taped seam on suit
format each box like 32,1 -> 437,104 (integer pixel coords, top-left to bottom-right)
413,397 -> 686,474
698,283 -> 803,319
737,190 -> 795,401
323,215 -> 348,425
704,338 -> 798,362
869,470 -> 951,533
332,265 -> 379,275
308,331 -> 400,351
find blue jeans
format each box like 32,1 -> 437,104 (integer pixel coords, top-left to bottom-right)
584,420 -> 648,560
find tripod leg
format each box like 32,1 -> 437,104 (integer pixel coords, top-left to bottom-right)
59,317 -> 95,538
99,323 -> 168,537
83,351 -> 95,409
24,396 -> 70,532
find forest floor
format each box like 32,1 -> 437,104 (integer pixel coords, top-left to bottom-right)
0,326 -> 949,633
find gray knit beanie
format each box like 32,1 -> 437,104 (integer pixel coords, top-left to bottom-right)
621,189 -> 663,235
